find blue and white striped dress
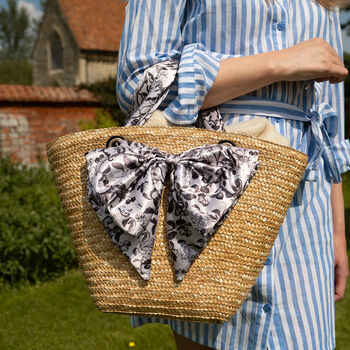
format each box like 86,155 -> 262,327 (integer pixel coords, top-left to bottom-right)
116,1 -> 350,349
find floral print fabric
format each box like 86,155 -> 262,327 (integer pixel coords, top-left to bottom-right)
86,139 -> 259,281
124,59 -> 224,131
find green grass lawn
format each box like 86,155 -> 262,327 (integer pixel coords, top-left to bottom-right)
0,268 -> 177,350
0,266 -> 349,350
335,280 -> 350,350
342,172 -> 350,210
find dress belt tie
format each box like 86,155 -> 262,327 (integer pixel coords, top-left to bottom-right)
219,95 -> 341,182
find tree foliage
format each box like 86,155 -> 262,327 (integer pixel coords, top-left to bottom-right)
0,0 -> 34,61
79,77 -> 125,126
78,108 -> 120,130
31,0 -> 47,54
340,5 -> 350,33
0,59 -> 32,85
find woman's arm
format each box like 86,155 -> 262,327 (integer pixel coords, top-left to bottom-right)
116,0 -> 222,125
201,38 -> 348,110
331,180 -> 349,302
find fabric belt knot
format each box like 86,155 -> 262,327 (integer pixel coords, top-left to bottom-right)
217,95 -> 343,184
307,110 -> 321,124
304,102 -> 341,183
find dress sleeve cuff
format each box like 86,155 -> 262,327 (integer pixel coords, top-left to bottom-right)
163,43 -> 222,125
330,139 -> 350,180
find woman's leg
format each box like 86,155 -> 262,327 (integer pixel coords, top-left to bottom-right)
172,330 -> 215,350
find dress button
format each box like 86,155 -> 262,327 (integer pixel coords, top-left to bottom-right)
263,304 -> 271,313
264,257 -> 272,265
277,22 -> 286,31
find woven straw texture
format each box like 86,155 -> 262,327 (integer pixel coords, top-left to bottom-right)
46,126 -> 308,323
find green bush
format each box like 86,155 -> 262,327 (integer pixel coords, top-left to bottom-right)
0,157 -> 77,288
79,108 -> 119,130
79,77 -> 125,126
342,172 -> 350,242
0,59 -> 32,85
342,172 -> 350,209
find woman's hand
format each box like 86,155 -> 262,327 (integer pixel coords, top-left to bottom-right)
270,38 -> 348,84
331,181 -> 349,302
334,227 -> 349,301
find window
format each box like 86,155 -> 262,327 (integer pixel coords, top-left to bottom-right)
50,31 -> 63,70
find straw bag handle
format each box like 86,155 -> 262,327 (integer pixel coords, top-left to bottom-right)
123,59 -> 225,132
218,140 -> 236,147
106,135 -> 125,148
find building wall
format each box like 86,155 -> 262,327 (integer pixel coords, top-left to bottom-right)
78,54 -> 118,85
33,0 -> 119,87
0,104 -> 98,164
0,113 -> 31,164
32,0 -> 80,86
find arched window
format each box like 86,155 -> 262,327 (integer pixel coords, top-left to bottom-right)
50,31 -> 63,70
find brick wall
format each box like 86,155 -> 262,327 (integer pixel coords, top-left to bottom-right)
0,85 -> 102,165
0,113 -> 31,164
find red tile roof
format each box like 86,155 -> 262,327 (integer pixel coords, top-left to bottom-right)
57,0 -> 127,52
0,85 -> 100,103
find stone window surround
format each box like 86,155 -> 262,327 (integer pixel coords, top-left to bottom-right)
47,25 -> 65,74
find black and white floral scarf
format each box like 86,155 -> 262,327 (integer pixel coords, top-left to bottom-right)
124,59 -> 225,131
86,60 -> 260,282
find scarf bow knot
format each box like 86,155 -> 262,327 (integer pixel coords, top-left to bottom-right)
86,138 -> 259,282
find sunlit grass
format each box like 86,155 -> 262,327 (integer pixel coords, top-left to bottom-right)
0,268 -> 176,350
0,265 -> 349,350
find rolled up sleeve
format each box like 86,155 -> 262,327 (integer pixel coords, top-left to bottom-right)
116,0 -> 221,124
162,43 -> 221,124
330,140 -> 350,175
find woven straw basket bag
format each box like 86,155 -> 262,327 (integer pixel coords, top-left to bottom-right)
46,125 -> 308,323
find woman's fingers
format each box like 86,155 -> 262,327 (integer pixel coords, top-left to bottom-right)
315,77 -> 342,84
333,226 -> 349,302
314,41 -> 347,80
315,77 -> 330,82
334,262 -> 349,302
329,77 -> 341,84
279,38 -> 348,83
325,64 -> 348,81
311,38 -> 342,65
323,39 -> 343,62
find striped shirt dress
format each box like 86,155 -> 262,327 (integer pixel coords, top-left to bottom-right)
116,1 -> 350,349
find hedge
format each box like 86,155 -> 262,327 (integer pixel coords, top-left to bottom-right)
0,157 -> 77,287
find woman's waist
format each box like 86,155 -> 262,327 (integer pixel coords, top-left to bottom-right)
218,95 -> 343,184
217,78 -> 323,120
217,95 -> 317,122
